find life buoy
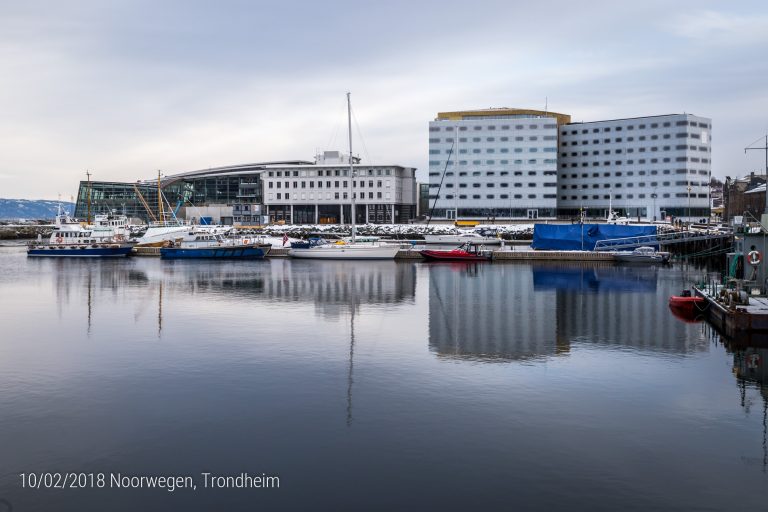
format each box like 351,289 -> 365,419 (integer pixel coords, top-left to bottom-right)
55,236 -> 63,244
748,250 -> 761,265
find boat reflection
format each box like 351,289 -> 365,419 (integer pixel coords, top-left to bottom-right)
44,258 -> 417,330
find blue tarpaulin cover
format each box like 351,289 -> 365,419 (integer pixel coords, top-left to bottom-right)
531,224 -> 657,251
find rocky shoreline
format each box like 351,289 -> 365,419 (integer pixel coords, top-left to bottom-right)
0,225 -> 53,240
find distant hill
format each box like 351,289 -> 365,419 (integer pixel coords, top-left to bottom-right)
0,199 -> 76,221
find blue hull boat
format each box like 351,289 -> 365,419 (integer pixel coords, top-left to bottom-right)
27,245 -> 133,257
160,245 -> 270,260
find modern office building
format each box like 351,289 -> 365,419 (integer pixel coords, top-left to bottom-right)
428,109 -> 712,222
557,114 -> 712,221
261,151 -> 417,224
74,155 -> 418,225
427,108 -> 571,220
74,162 -> 290,224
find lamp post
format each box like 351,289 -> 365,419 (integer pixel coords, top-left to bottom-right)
687,183 -> 692,227
651,191 -> 657,222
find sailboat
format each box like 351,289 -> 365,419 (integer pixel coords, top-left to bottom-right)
288,93 -> 400,260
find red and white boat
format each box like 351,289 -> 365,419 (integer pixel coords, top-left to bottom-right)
419,243 -> 492,262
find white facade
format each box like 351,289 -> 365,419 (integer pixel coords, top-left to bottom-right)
261,151 -> 417,224
558,114 -> 712,221
428,112 -> 561,220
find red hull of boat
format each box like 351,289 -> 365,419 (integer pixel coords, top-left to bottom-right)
419,250 -> 491,261
668,296 -> 707,320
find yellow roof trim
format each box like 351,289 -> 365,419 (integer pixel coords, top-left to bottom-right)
436,108 -> 571,125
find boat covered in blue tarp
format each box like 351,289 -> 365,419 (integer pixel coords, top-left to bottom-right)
531,224 -> 657,251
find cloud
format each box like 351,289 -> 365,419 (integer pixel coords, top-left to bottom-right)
0,1 -> 767,198
661,10 -> 768,45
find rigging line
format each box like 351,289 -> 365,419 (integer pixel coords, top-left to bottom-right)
426,139 -> 455,228
351,105 -> 373,165
325,96 -> 348,154
745,134 -> 768,149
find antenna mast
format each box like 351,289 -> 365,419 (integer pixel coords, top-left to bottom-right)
745,135 -> 768,214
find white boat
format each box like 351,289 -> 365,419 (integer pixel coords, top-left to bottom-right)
134,222 -> 231,247
248,234 -> 301,248
612,246 -> 670,264
423,232 -> 502,245
27,206 -> 133,257
288,238 -> 400,259
286,93 -> 399,260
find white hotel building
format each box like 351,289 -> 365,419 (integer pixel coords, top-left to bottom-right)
428,109 -> 712,222
428,109 -> 570,220
262,151 -> 417,224
558,114 -> 712,221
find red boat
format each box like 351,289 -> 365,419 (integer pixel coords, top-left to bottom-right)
419,243 -> 492,261
668,290 -> 707,321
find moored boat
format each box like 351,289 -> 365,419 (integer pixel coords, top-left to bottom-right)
613,246 -> 670,264
423,232 -> 502,245
288,238 -> 400,260
669,290 -> 707,321
27,207 -> 133,258
419,242 -> 492,261
285,93 -> 399,261
160,232 -> 271,259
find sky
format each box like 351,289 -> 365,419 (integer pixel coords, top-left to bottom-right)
1,0 -> 767,200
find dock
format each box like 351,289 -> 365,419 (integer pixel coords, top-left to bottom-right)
694,285 -> 768,336
133,245 -> 617,262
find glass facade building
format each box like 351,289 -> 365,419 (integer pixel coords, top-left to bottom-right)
74,162 -> 310,223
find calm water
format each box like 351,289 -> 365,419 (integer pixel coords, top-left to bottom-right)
0,246 -> 767,511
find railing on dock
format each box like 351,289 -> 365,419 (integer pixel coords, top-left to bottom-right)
593,230 -> 732,251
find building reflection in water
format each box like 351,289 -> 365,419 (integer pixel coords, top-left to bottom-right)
44,257 -> 417,335
428,262 -> 707,361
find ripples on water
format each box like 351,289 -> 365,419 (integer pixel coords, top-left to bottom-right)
0,246 -> 766,511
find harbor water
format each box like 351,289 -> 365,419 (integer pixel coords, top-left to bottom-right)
0,245 -> 767,511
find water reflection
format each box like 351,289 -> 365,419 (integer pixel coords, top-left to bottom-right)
721,333 -> 768,472
40,258 -> 417,327
428,262 -> 707,361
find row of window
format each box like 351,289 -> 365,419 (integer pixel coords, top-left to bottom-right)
429,147 -> 557,155
267,169 -> 393,178
561,193 -> 709,200
431,181 -> 705,190
562,181 -> 707,189
267,180 -> 391,189
563,156 -> 709,167
268,192 -> 393,201
562,120 -> 709,135
562,145 -> 709,155
561,169 -> 709,179
429,159 -> 556,166
432,194 -> 557,200
429,123 -> 557,132
561,133 -> 708,145
431,182 -> 557,189
429,136 -> 558,143
429,170 -> 558,177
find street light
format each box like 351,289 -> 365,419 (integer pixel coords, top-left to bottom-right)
651,191 -> 657,222
687,182 -> 692,226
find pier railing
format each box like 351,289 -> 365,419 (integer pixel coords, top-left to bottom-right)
593,230 -> 732,251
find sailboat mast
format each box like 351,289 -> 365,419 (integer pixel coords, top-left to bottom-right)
347,92 -> 356,243
86,170 -> 92,223
157,170 -> 164,223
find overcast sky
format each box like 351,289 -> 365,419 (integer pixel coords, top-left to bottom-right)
1,0 -> 767,200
